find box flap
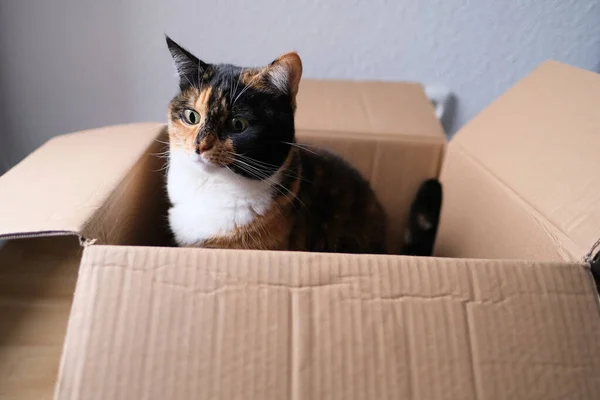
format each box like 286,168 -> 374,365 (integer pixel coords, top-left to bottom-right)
56,246 -> 600,399
296,79 -> 445,140
444,61 -> 600,260
0,236 -> 81,399
0,123 -> 165,241
436,146 -> 572,262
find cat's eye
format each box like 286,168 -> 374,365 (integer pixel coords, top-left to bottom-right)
182,109 -> 200,125
228,117 -> 249,133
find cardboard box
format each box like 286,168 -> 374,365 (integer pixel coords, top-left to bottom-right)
0,61 -> 599,399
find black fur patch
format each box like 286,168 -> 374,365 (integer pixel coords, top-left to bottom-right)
401,178 -> 443,256
286,148 -> 388,254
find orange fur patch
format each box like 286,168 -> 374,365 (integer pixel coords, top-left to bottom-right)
239,68 -> 274,92
202,204 -> 294,250
201,137 -> 235,166
168,118 -> 198,153
168,86 -> 220,154
194,86 -> 212,118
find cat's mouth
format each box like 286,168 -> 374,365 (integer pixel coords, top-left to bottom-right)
189,152 -> 214,166
188,151 -> 229,170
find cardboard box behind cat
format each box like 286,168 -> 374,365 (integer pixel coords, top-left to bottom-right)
0,61 -> 599,400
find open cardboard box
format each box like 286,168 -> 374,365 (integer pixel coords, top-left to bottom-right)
0,61 -> 599,399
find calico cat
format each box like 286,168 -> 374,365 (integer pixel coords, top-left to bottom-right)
165,36 -> 441,255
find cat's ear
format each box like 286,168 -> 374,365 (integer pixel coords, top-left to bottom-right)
266,52 -> 303,99
165,35 -> 208,89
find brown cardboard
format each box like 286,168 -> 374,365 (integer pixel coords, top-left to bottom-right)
296,79 -> 446,139
438,61 -> 600,261
0,123 -> 165,240
435,145 -> 569,261
0,236 -> 81,400
56,246 -> 599,400
1,67 -> 600,400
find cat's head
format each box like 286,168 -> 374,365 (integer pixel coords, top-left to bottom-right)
165,36 -> 302,179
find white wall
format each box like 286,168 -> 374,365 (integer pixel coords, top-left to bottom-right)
1,0 -> 599,170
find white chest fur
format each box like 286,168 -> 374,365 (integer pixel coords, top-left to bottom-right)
167,150 -> 276,246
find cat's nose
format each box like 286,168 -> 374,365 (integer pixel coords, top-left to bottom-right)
195,135 -> 215,154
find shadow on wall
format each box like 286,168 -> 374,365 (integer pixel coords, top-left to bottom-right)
440,95 -> 457,137
424,84 -> 457,137
0,1 -> 136,171
0,109 -> 9,175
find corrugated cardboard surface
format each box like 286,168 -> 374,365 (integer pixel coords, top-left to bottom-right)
440,61 -> 600,261
436,145 -> 569,261
56,245 -> 600,400
81,130 -> 172,246
296,79 -> 445,139
0,123 -> 164,240
0,236 -> 82,400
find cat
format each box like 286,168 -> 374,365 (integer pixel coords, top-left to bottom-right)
164,36 -> 441,255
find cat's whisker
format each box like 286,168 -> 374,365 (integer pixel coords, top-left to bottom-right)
282,141 -> 318,155
235,72 -> 242,97
231,159 -> 307,209
181,70 -> 194,89
228,158 -> 307,212
223,165 -> 247,187
227,151 -> 284,172
229,152 -> 278,167
229,158 -> 270,177
229,75 -> 234,104
230,159 -> 295,201
150,151 -> 171,160
233,70 -> 262,105
228,68 -> 236,104
150,148 -> 171,155
224,150 -> 313,185
229,160 -> 275,188
244,161 -> 309,184
197,65 -> 204,89
232,68 -> 243,102
232,68 -> 244,105
153,163 -> 170,173
231,152 -> 312,184
230,155 -> 277,174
